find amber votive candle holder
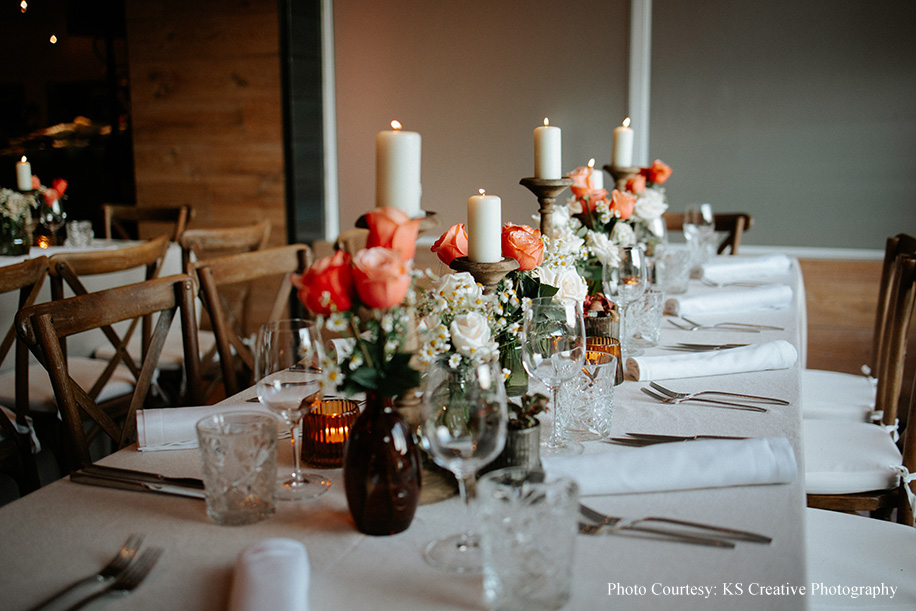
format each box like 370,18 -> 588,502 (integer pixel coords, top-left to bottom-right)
585,336 -> 625,386
301,399 -> 360,468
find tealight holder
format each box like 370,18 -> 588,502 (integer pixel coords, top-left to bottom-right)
448,256 -> 519,295
603,164 -> 641,192
519,177 -> 573,244
301,399 -> 360,468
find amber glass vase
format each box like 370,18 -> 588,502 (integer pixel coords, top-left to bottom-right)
343,392 -> 421,536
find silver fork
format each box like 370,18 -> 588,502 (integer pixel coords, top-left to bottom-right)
63,547 -> 163,611
578,521 -> 734,548
580,504 -> 771,544
668,318 -> 760,333
640,387 -> 768,412
650,381 -> 789,405
27,534 -> 144,611
681,316 -> 784,331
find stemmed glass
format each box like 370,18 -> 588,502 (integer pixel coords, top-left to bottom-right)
420,355 -> 508,573
684,203 -> 715,266
38,199 -> 66,246
255,318 -> 331,500
602,246 -> 648,356
521,296 -> 586,457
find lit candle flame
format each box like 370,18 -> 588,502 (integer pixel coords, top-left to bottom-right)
478,189 -> 486,196
587,158 -> 596,168
49,34 -> 58,44
20,0 -> 27,13
20,156 -> 27,163
543,118 -> 550,127
390,120 -> 402,130
623,117 -> 631,128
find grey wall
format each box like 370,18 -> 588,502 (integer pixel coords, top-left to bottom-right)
652,0 -> 916,248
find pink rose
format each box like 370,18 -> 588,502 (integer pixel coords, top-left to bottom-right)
567,166 -> 595,199
430,223 -> 468,265
501,224 -> 544,271
641,159 -> 672,185
609,189 -> 636,221
365,206 -> 421,261
625,174 -> 646,194
295,250 -> 356,315
352,247 -> 411,309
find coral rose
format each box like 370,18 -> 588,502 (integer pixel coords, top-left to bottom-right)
52,178 -> 68,197
501,224 -> 544,271
567,166 -> 596,199
365,206 -> 421,261
625,174 -> 646,194
352,247 -> 411,309
30,175 -> 41,191
295,249 -> 356,315
641,159 -> 673,185
430,223 -> 468,265
609,189 -> 636,221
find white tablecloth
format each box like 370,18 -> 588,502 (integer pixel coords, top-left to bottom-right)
0,257 -> 814,611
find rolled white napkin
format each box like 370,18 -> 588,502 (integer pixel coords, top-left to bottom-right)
229,538 -> 309,611
136,404 -> 281,451
626,339 -> 798,381
543,437 -> 797,495
700,254 -> 792,285
665,284 -> 793,316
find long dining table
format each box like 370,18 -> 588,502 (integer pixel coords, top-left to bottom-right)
1,257 -> 811,611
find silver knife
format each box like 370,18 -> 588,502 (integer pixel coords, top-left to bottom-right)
71,471 -> 207,500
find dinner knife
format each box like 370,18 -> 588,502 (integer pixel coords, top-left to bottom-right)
81,464 -> 205,490
71,471 -> 207,500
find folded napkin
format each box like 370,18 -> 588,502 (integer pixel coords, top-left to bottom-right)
137,404 -> 280,451
665,284 -> 793,316
626,339 -> 798,381
543,436 -> 797,495
229,538 -> 309,611
700,254 -> 792,285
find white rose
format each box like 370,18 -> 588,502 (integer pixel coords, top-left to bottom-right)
586,231 -> 619,266
450,311 -> 493,358
611,221 -> 636,246
633,188 -> 668,221
436,272 -> 483,305
540,267 -> 588,303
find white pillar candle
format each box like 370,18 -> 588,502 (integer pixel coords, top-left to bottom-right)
467,189 -> 502,263
612,117 -> 634,168
376,120 -> 422,217
533,118 -> 561,179
587,158 -> 604,190
16,156 -> 31,191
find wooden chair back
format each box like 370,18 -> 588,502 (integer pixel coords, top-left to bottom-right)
0,256 -> 48,492
871,234 -> 916,376
663,212 -> 753,254
335,228 -> 369,256
179,219 -> 271,272
102,204 -> 193,243
189,244 -> 313,396
15,275 -> 202,470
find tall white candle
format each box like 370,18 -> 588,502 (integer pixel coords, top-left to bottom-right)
467,189 -> 501,263
612,117 -> 634,168
587,158 -> 604,190
533,118 -> 561,179
376,120 -> 422,217
16,156 -> 31,191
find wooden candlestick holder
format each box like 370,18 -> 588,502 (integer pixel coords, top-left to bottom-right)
448,256 -> 519,294
356,209 -> 441,236
519,177 -> 573,244
603,164 -> 641,192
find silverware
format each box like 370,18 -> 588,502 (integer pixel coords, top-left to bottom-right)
63,547 -> 163,611
699,279 -> 774,288
668,319 -> 760,333
661,342 -> 749,352
580,504 -> 771,545
80,465 -> 205,490
578,521 -> 733,548
71,468 -> 206,500
603,432 -> 749,446
27,534 -> 144,611
640,387 -> 768,413
681,316 -> 784,331
650,381 -> 789,405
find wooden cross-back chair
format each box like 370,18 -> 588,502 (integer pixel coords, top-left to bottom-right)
804,254 -> 916,524
179,219 -> 271,272
16,275 -> 202,471
190,244 -> 313,397
663,212 -> 753,254
0,257 -> 48,493
102,204 -> 194,243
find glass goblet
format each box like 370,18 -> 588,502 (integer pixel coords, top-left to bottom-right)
521,296 -> 586,457
684,202 -> 716,266
602,246 -> 648,356
420,355 -> 508,573
255,318 -> 331,500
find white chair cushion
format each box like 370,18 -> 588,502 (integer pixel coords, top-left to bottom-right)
804,419 -> 902,495
92,329 -> 217,369
0,357 -> 135,414
802,369 -> 876,421
806,508 -> 916,608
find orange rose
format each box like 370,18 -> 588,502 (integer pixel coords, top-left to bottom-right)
641,159 -> 672,185
52,178 -> 68,197
430,223 -> 468,265
352,247 -> 411,309
30,175 -> 41,191
365,206 -> 421,261
295,249 -> 356,315
42,188 -> 60,205
501,224 -> 544,271
567,166 -> 595,199
609,189 -> 636,221
625,174 -> 646,194
580,188 -> 609,213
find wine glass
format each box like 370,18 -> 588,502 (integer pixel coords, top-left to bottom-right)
521,296 -> 586,457
38,198 -> 66,247
602,246 -> 648,356
420,355 -> 508,573
683,203 -> 715,266
255,318 -> 331,500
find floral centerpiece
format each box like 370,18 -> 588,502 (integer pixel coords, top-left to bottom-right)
31,175 -> 69,247
0,188 -> 36,256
